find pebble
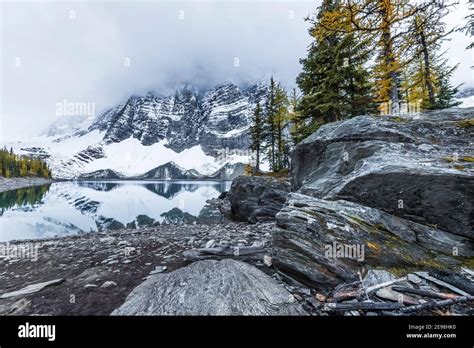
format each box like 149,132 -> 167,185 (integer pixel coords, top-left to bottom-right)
316,293 -> 326,302
84,284 -> 98,289
149,266 -> 167,275
299,288 -> 312,296
263,255 -> 273,267
205,239 -> 216,248
101,281 -> 118,289
407,273 -> 423,285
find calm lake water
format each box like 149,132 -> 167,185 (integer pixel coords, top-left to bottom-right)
0,180 -> 231,242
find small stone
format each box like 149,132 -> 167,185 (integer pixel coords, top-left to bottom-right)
263,255 -> 273,267
299,288 -> 312,296
9,298 -> 31,314
84,284 -> 98,289
362,270 -> 396,288
149,266 -> 167,275
316,293 -> 326,302
145,262 -> 152,266
122,260 -> 132,264
407,273 -> 422,285
101,281 -> 117,289
118,241 -> 130,247
205,239 -> 215,248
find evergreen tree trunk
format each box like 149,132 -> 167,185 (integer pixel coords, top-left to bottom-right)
420,30 -> 436,107
256,148 -> 260,172
381,4 -> 400,113
383,32 -> 400,113
277,121 -> 283,171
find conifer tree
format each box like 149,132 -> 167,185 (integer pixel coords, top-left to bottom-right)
317,0 -> 433,113
433,62 -> 462,109
264,77 -> 277,171
261,77 -> 290,172
273,86 -> 289,172
250,102 -> 264,173
288,89 -> 303,144
402,3 -> 461,110
297,0 -> 374,138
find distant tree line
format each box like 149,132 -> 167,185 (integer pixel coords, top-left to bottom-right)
249,0 -> 471,173
0,185 -> 50,215
0,147 -> 52,178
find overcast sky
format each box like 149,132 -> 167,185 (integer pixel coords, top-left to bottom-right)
1,0 -> 472,141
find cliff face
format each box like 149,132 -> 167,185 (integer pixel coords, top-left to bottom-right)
265,108 -> 473,289
89,82 -> 268,155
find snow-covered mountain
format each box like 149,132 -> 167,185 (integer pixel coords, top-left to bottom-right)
5,82 -> 268,179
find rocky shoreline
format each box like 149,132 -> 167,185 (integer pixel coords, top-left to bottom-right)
0,177 -> 55,193
0,220 -> 281,315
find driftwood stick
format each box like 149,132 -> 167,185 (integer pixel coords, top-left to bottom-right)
323,301 -> 404,312
392,286 -> 460,300
429,271 -> 474,295
415,272 -> 471,296
365,277 -> 408,294
332,277 -> 407,302
395,295 -> 474,314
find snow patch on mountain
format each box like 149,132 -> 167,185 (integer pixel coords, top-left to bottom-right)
81,138 -> 219,177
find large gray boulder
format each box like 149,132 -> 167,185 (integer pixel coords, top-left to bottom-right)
227,176 -> 291,223
273,193 -> 473,290
111,259 -> 307,315
291,109 -> 474,238
273,108 -> 474,290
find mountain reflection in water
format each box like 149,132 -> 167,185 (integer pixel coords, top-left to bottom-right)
0,180 -> 230,242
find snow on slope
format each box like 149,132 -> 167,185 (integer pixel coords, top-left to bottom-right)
81,138 -> 220,177
3,130 -> 248,179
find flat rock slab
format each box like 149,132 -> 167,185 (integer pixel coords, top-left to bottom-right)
0,279 -> 64,299
112,259 -> 307,315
